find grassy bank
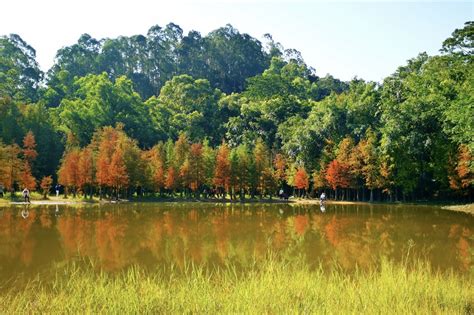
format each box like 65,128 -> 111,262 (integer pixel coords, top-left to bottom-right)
1,258 -> 472,314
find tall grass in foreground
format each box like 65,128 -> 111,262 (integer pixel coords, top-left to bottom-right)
1,258 -> 472,314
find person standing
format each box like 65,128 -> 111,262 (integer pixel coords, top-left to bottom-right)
22,188 -> 31,203
55,184 -> 60,197
320,192 -> 326,204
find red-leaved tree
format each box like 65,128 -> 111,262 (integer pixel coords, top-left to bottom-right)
325,160 -> 351,200
293,167 -> 309,197
213,143 -> 231,199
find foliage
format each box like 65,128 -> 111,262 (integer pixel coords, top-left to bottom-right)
294,167 -> 309,190
40,175 -> 53,199
0,34 -> 42,102
0,21 -> 472,200
53,73 -> 155,147
149,75 -> 223,144
0,143 -> 22,192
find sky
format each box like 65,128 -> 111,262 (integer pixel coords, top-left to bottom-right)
1,0 -> 472,82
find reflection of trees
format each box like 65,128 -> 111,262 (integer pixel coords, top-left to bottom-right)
271,221 -> 287,249
39,209 -> 52,228
57,213 -> 95,259
449,224 -> 472,271
1,204 -> 471,275
319,209 -> 410,269
0,209 -> 37,266
322,215 -> 376,269
212,215 -> 229,261
95,214 -> 128,270
56,205 -> 466,272
294,215 -> 309,236
0,208 -> 64,278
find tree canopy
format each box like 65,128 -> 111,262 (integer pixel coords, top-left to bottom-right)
0,21 -> 472,201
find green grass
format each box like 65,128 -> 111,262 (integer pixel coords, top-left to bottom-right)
0,257 -> 472,314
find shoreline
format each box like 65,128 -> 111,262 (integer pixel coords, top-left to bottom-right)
441,203 -> 474,214
1,197 -> 473,214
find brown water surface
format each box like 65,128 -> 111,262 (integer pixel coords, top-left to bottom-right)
0,202 -> 472,283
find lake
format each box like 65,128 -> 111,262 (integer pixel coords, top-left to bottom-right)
0,202 -> 472,284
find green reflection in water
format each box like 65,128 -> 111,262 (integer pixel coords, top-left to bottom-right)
0,202 -> 472,284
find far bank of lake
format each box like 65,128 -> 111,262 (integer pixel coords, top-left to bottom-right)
2,196 -> 473,215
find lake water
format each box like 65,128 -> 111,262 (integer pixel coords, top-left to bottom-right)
0,202 -> 472,283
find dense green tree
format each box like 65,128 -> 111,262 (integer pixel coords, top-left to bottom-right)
149,75 -> 223,144
0,96 -> 23,144
312,75 -> 349,101
48,34 -> 100,82
226,57 -> 316,147
0,34 -> 42,102
380,53 -> 453,197
21,103 -> 63,178
176,30 -> 210,80
205,24 -> 269,93
53,73 -> 154,146
441,21 -> 473,57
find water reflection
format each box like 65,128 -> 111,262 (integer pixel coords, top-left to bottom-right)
21,207 -> 29,219
0,203 -> 472,280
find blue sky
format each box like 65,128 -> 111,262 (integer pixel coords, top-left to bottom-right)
1,0 -> 472,82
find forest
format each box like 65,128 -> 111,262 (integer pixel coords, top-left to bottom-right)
0,21 -> 472,201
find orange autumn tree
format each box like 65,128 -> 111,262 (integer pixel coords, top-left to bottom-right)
0,143 -> 22,194
189,143 -> 204,195
293,167 -> 309,197
94,126 -> 121,199
96,152 -> 110,199
19,131 -> 38,191
335,137 -> 356,199
77,147 -> 95,198
23,131 -> 38,162
40,176 -> 53,199
179,158 -> 192,196
58,148 -> 81,197
213,142 -> 231,199
165,167 -> 177,194
325,160 -> 351,200
449,144 -> 473,195
145,144 -> 166,195
119,134 -> 146,196
108,146 -> 129,199
324,137 -> 356,201
273,153 -> 286,185
19,161 -> 36,191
